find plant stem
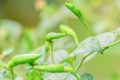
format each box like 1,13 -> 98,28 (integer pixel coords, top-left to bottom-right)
74,39 -> 120,72
102,39 -> 120,48
81,19 -> 95,36
95,38 -> 104,54
73,34 -> 79,46
75,52 -> 92,72
73,34 -> 79,69
72,72 -> 80,80
49,41 -> 55,64
80,18 -> 105,54
64,72 -> 80,80
80,15 -> 103,53
75,58 -> 84,72
9,68 -> 14,80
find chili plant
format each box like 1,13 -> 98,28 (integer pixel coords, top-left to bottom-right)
3,3 -> 120,80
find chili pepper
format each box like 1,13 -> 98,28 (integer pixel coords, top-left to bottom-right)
8,54 -> 41,68
45,32 -> 66,42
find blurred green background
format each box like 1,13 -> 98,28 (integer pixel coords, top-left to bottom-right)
0,0 -> 120,80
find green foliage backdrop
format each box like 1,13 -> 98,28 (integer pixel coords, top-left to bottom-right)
0,0 -> 120,80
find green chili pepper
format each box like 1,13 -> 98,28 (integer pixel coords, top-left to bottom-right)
60,24 -> 76,36
45,32 -> 67,64
45,32 -> 67,42
8,54 -> 41,68
34,64 -> 80,80
34,64 -> 73,73
65,3 -> 104,54
65,3 -> 95,36
65,3 -> 105,73
60,24 -> 79,45
8,54 -> 41,80
65,3 -> 83,21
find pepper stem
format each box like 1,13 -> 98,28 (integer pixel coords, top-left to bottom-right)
49,41 -> 55,64
72,72 -> 80,80
73,34 -> 79,46
81,19 -> 95,36
9,68 -> 14,80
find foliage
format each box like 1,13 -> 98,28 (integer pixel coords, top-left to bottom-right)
0,2 -> 120,80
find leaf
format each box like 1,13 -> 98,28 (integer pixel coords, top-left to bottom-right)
67,31 -> 117,64
43,73 -> 76,80
53,37 -> 75,49
69,37 -> 100,58
83,52 -> 97,63
113,27 -> 120,38
69,32 -> 117,58
0,63 -> 10,80
96,32 -> 116,46
80,73 -> 94,80
26,70 -> 43,80
15,76 -> 23,80
2,48 -> 14,56
48,49 -> 69,64
60,57 -> 75,68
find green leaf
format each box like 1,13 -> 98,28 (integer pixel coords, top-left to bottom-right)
15,76 -> 23,80
69,37 -> 100,58
26,70 -> 43,80
43,73 -> 76,80
69,32 -> 116,58
80,73 -> 94,80
60,57 -> 75,68
66,31 -> 117,65
48,49 -> 69,64
2,48 -> 14,56
0,62 -> 10,80
112,27 -> 120,38
96,32 -> 116,46
83,52 -> 97,63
